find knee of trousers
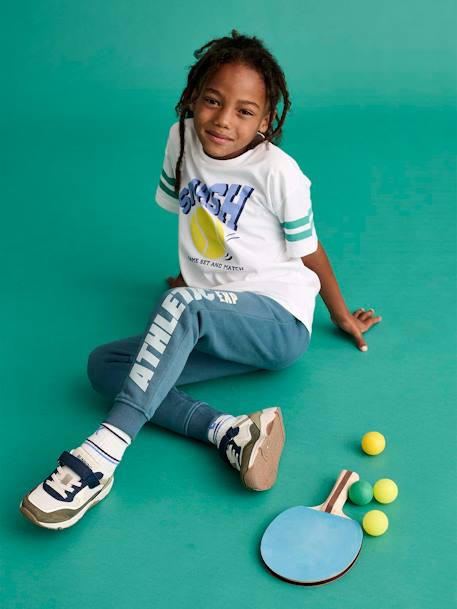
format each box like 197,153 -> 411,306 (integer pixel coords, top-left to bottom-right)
269,330 -> 311,370
86,345 -> 109,393
160,287 -> 202,309
151,288 -> 202,325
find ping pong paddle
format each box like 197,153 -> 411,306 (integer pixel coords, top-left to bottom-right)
260,470 -> 363,585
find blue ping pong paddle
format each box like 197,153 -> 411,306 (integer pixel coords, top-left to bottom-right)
260,470 -> 363,585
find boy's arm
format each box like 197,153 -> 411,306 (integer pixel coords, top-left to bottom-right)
301,241 -> 382,351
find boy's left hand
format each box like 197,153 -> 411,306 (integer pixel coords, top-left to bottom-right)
166,273 -> 187,289
331,308 -> 382,352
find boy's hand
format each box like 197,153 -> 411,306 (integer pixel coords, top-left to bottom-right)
331,308 -> 382,352
166,273 -> 187,288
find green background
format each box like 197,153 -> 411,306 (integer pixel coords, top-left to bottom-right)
1,1 -> 456,607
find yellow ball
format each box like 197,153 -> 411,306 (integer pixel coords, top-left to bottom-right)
373,479 -> 398,504
190,207 -> 225,260
361,431 -> 386,455
362,510 -> 389,536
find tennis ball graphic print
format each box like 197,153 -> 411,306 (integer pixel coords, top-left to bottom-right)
190,207 -> 226,259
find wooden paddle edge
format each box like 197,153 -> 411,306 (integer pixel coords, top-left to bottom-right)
260,547 -> 362,586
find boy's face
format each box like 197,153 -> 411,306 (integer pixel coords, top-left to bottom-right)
190,62 -> 274,160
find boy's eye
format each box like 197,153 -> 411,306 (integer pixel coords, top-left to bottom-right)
203,97 -> 253,116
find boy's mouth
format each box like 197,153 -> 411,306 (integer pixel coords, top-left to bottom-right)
206,130 -> 233,144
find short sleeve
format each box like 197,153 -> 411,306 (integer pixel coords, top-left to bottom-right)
271,167 -> 318,258
155,122 -> 180,214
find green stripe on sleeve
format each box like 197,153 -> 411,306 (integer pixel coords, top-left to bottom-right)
284,226 -> 313,242
280,211 -> 312,230
161,169 -> 176,187
158,180 -> 179,200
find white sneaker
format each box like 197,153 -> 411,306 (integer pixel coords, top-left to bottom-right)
218,407 -> 285,491
20,448 -> 113,530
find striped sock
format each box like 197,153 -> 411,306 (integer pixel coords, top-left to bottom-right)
207,414 -> 237,448
78,422 -> 132,476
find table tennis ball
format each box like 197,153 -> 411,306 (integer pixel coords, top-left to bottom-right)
373,479 -> 398,504
361,431 -> 386,455
362,510 -> 389,536
348,480 -> 373,505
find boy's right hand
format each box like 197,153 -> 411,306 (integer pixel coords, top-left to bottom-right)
166,272 -> 187,288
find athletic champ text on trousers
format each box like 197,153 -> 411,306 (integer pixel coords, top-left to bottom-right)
130,287 -> 238,392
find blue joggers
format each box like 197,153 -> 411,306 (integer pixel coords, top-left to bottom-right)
86,286 -> 311,442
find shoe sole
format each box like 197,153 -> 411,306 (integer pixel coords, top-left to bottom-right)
240,407 -> 285,491
19,477 -> 114,530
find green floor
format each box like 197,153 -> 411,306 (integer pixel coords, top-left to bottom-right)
1,3 -> 456,608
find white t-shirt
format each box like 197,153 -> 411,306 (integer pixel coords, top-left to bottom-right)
154,118 -> 321,335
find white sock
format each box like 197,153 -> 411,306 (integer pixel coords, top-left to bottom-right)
76,422 -> 132,477
207,414 -> 237,447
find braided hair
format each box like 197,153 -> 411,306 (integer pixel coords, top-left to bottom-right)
173,29 -> 292,195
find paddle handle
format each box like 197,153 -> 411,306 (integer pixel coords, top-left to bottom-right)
321,470 -> 359,515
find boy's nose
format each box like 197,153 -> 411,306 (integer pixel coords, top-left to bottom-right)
214,109 -> 232,127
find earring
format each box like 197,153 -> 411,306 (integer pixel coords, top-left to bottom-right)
257,131 -> 266,140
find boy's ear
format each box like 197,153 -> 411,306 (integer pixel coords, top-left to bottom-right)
260,108 -> 276,133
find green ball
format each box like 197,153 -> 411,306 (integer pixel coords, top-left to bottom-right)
348,480 -> 373,505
